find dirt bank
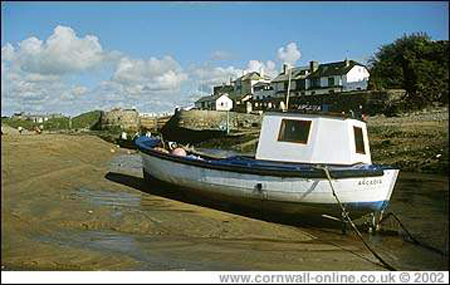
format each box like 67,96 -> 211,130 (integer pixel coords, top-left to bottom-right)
367,107 -> 448,174
1,132 -> 404,271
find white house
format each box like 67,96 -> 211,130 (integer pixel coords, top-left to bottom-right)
271,65 -> 311,98
305,59 -> 370,95
215,94 -> 233,111
232,71 -> 272,99
195,93 -> 233,111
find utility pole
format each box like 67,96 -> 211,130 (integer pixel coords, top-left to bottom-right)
226,110 -> 230,135
285,65 -> 292,112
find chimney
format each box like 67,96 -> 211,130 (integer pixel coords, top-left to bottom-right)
345,59 -> 350,67
309,61 -> 319,73
282,63 -> 288,75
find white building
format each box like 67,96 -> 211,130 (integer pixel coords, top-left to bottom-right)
195,93 -> 233,111
253,82 -> 274,100
271,65 -> 311,98
232,71 -> 272,99
215,94 -> 233,111
305,59 -> 370,95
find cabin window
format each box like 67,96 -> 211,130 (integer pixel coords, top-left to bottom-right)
354,126 -> 366,154
278,119 -> 312,144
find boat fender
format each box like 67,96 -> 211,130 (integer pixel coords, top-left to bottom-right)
168,141 -> 178,150
172,147 -> 187,157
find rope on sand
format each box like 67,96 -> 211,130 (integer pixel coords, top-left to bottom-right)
379,212 -> 448,256
316,166 -> 397,271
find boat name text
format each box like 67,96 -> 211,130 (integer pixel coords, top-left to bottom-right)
358,178 -> 383,186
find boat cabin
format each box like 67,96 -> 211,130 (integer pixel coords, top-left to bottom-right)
256,112 -> 371,165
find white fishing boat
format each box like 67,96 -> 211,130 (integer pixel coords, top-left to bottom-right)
135,111 -> 399,223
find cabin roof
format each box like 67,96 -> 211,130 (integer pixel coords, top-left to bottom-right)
256,111 -> 371,165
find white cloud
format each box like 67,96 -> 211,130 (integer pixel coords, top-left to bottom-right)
1,24 -> 307,116
210,50 -> 235,61
1,43 -> 15,61
11,25 -> 107,75
245,60 -> 278,78
193,65 -> 242,86
112,56 -> 187,91
24,73 -> 60,82
72,86 -> 88,96
0,25 -> 122,115
277,42 -> 301,67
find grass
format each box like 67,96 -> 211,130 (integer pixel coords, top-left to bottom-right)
72,110 -> 102,129
2,110 -> 102,132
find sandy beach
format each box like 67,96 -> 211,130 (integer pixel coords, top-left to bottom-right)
1,132 -> 447,271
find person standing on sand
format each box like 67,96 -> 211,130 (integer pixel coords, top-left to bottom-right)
18,126 -> 23,134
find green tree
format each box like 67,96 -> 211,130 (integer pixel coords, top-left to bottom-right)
368,32 -> 448,109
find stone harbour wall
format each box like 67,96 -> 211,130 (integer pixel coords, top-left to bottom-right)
100,108 -> 140,131
177,109 -> 262,131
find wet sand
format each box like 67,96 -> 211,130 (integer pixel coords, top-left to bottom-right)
1,133 -> 448,271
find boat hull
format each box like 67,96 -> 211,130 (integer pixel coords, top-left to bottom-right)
139,150 -> 399,220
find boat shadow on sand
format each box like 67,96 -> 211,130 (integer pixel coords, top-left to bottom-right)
104,171 -> 355,231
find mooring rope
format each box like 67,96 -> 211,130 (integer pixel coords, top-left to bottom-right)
316,166 -> 397,271
379,212 -> 448,256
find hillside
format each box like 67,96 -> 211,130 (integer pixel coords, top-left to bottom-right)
72,110 -> 102,129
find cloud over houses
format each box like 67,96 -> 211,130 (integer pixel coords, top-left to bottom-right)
2,24 -> 303,115
277,42 -> 302,67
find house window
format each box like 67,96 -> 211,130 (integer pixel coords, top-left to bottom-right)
354,126 -> 366,154
328,77 -> 335,86
311,78 -> 320,88
278,119 -> 312,144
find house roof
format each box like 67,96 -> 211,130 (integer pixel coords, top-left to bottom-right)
195,94 -> 220,103
232,72 -> 259,82
195,93 -> 231,103
271,66 -> 309,83
253,81 -> 271,88
308,60 -> 365,78
233,71 -> 272,83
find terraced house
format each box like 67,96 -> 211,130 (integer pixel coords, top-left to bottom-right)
251,59 -> 370,112
305,59 -> 370,95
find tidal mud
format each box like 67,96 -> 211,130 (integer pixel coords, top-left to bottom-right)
2,133 -> 448,271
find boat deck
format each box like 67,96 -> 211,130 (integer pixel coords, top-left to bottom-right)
135,136 -> 393,179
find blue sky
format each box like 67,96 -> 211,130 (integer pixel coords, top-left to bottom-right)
1,1 -> 448,116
